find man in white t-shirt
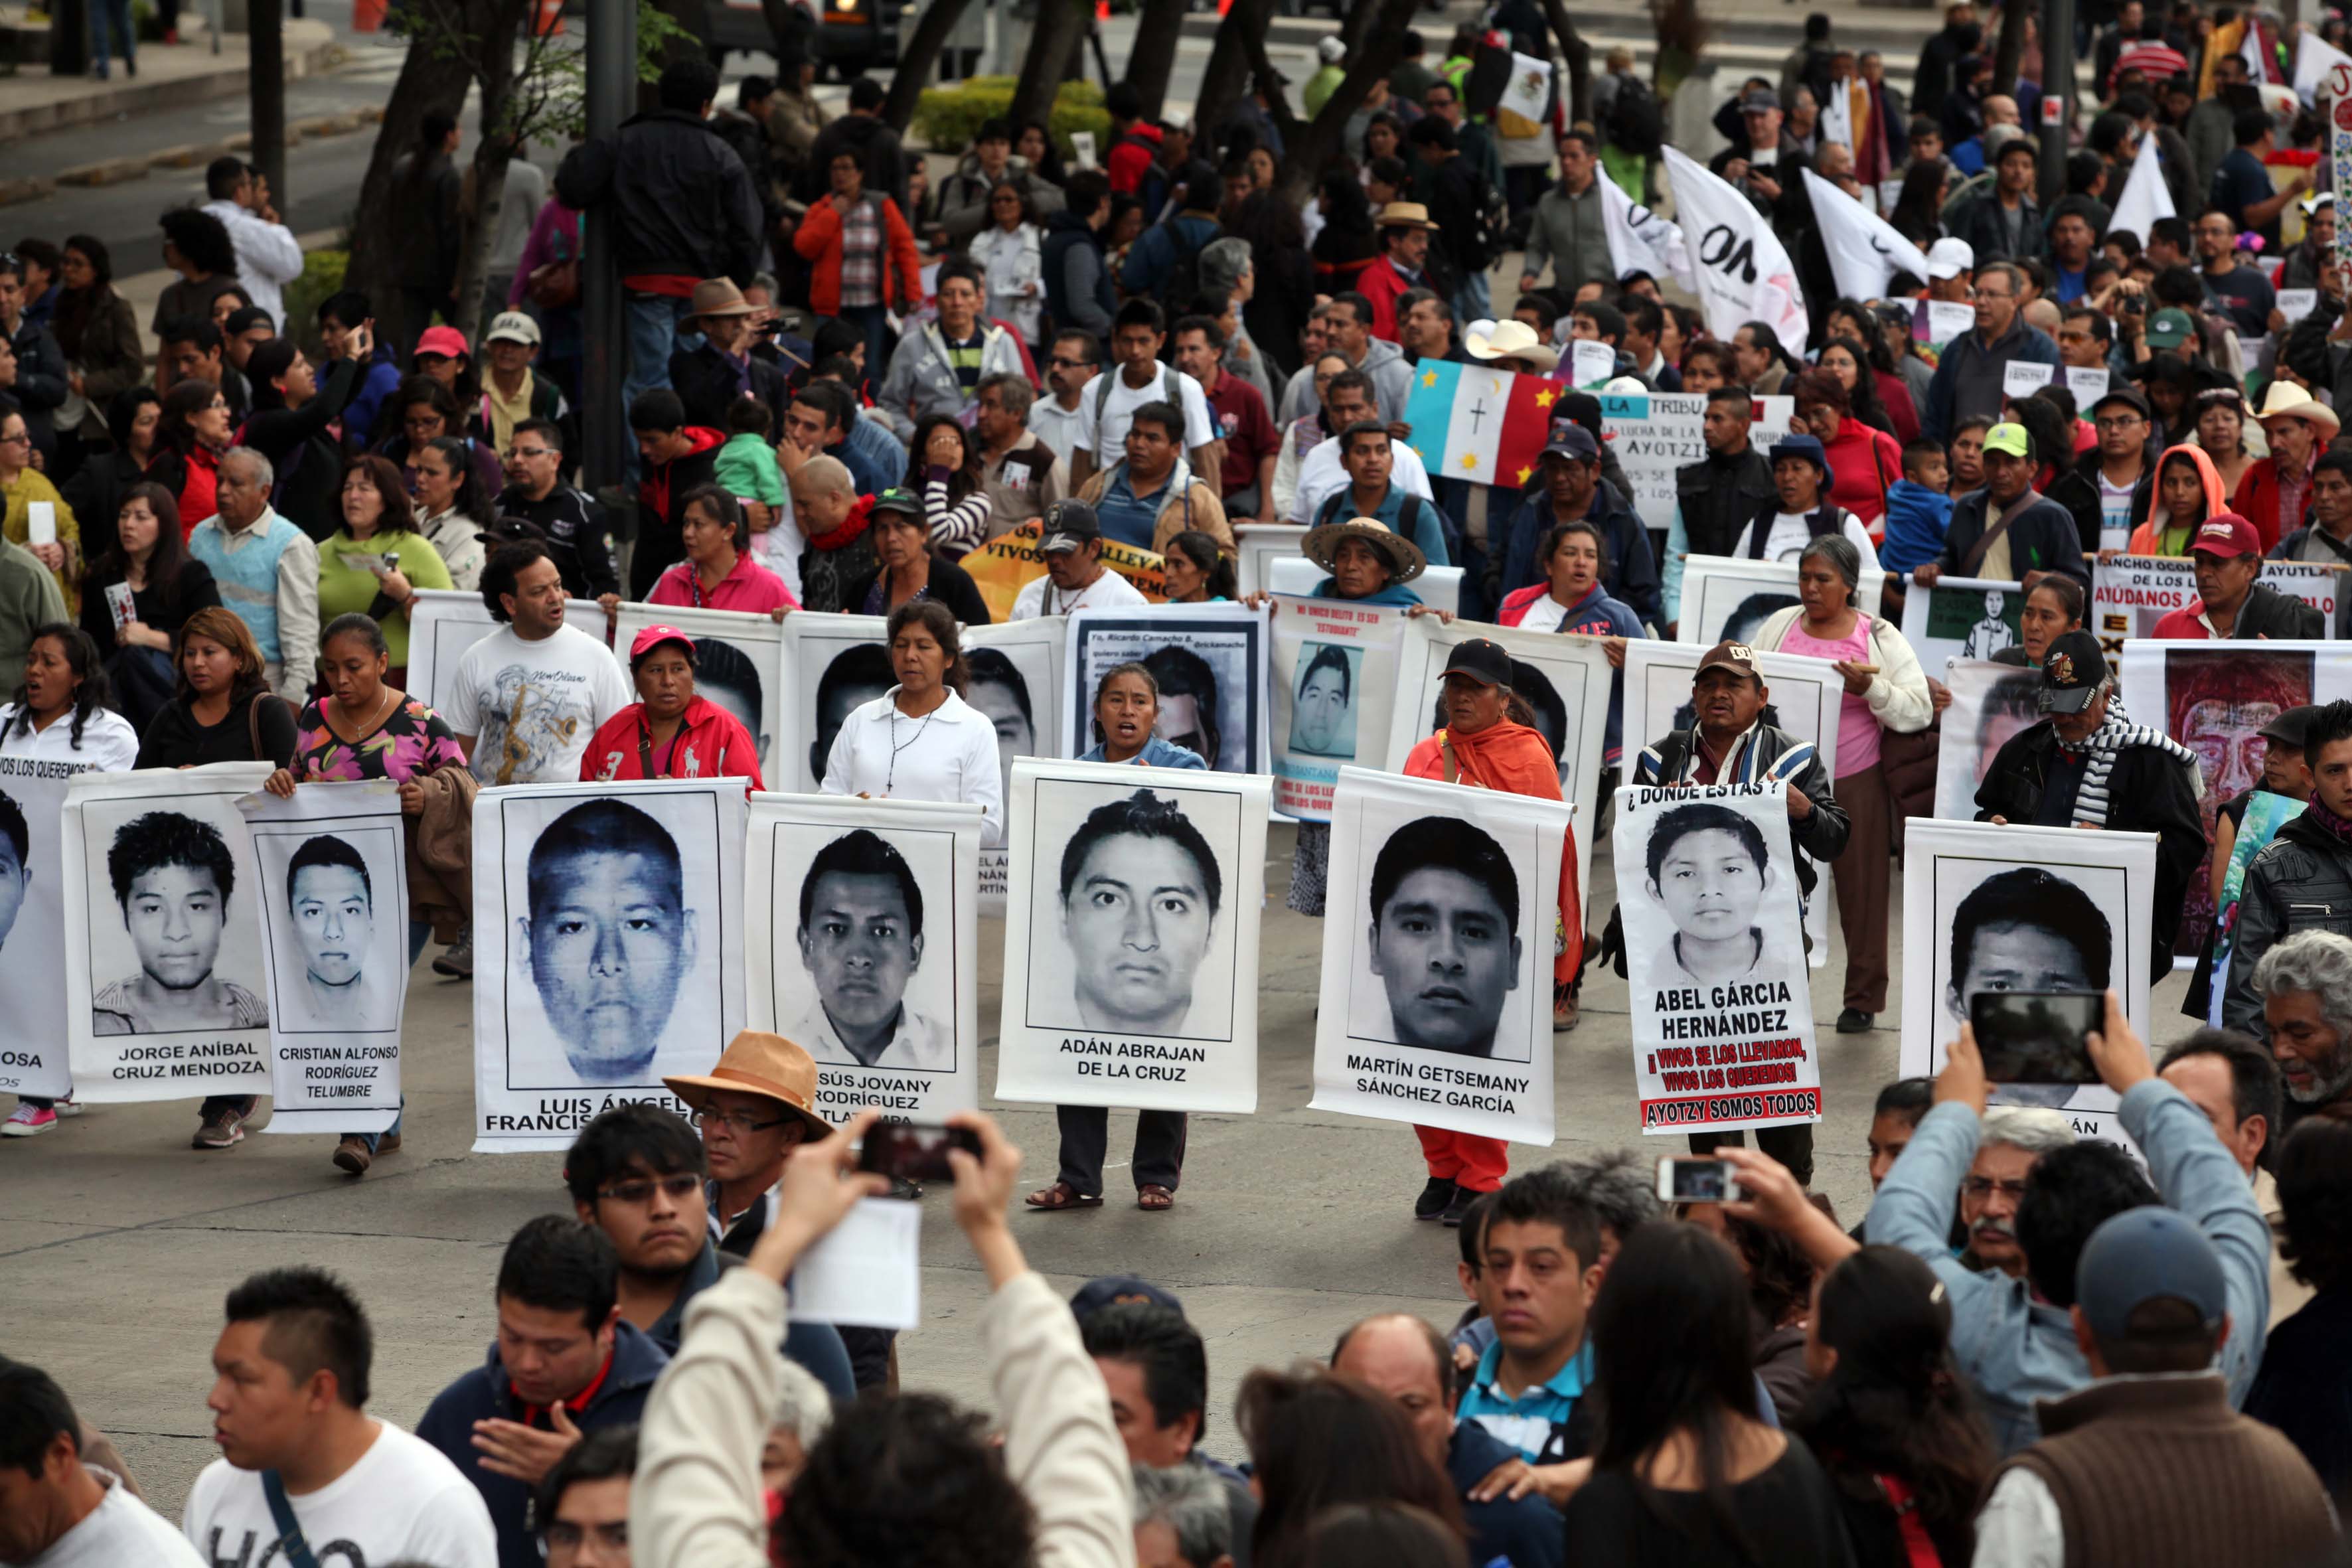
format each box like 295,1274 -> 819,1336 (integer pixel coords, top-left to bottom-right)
181,1268 -> 497,1568
445,541 -> 630,788
1010,501 -> 1148,621
0,1357 -> 203,1567
1069,299 -> 1218,490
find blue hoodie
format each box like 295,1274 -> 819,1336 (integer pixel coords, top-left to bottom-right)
341,342 -> 404,453
1878,478 -> 1954,576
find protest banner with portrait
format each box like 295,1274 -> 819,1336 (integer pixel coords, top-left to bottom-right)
1678,556 -> 1801,647
2090,556 -> 2341,653
2118,639 -> 2350,964
609,603 -> 783,785
1933,659 -> 2046,822
471,778 -> 747,1151
995,759 -> 1270,1115
1612,780 -> 1822,1137
238,781 -> 407,1136
1900,576 -> 2028,671
62,765 -> 274,1103
1308,766 -> 1569,1145
1064,603 -> 1270,774
963,616 -> 1069,905
406,588 -> 609,720
959,518 -> 1167,623
745,793 -> 983,1127
1383,613 -> 1611,905
1269,594 -> 1408,823
772,611 -> 890,794
1599,392 -> 1795,533
1901,818 -> 2159,1146
0,753 -> 111,1102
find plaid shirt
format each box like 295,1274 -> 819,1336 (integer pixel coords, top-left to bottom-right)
840,198 -> 883,308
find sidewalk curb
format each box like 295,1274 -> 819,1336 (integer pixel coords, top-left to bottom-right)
0,22 -> 339,143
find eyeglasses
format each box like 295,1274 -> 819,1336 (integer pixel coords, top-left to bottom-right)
1960,1177 -> 2030,1200
0,431 -> 27,446
2094,414 -> 2146,431
690,1107 -> 791,1134
1050,356 -> 1093,370
594,1173 -> 701,1206
507,445 -> 555,460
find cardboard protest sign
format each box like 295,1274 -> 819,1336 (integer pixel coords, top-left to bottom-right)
1678,556 -> 1802,647
63,765 -> 274,1103
745,793 -> 982,1127
0,755 -> 104,1101
1308,767 -> 1568,1144
961,518 -> 1166,623
407,588 -> 607,719
995,759 -> 1269,1114
610,603 -> 784,784
963,615 -> 1069,905
1064,603 -> 1270,773
238,781 -> 408,1135
1901,818 -> 2159,1146
471,779 -> 746,1152
2092,556 -> 2341,651
1900,576 -> 2027,671
1269,593 -> 1407,823
1613,779 -> 1822,1137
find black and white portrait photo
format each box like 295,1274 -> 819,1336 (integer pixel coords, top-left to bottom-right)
773,612 -> 892,793
612,604 -> 783,783
92,810 -> 268,1037
1270,595 -> 1407,824
268,832 -> 403,1031
967,648 -> 1040,812
789,828 -> 954,1072
0,787 -> 26,957
1065,606 -> 1269,775
1641,801 -> 1784,986
1364,815 -> 1524,1059
0,765 -> 73,1101
1287,643 -> 1360,758
997,759 -> 1269,1115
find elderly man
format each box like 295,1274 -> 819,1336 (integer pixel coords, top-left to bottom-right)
185,447 -> 318,705
2241,932 -> 2352,1137
975,371 -> 1067,534
2151,516 -> 2325,639
2158,1029 -> 2310,1327
1953,1108 -> 2075,1277
2227,708 -> 2352,1034
1922,261 -> 2058,442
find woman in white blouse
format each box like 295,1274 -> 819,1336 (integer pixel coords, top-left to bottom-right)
820,599 -> 1004,846
969,180 -> 1044,351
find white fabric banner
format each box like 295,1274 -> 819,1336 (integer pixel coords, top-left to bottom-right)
407,588 -> 608,721
1932,659 -> 2046,823
471,779 -> 747,1151
2294,29 -> 2352,105
745,793 -> 982,1128
995,758 -> 1269,1113
2108,135 -> 2176,247
773,610 -> 891,793
2091,556 -> 2341,651
1308,766 -> 1566,1144
1382,613 -> 1611,906
1899,576 -> 2029,671
1678,556 -> 1801,647
963,615 -> 1071,906
1800,168 -> 1933,304
1901,818 -> 2159,1146
62,765 -> 274,1103
237,781 -> 408,1135
609,603 -> 783,785
1614,779 -> 1823,1136
1660,146 -> 1809,351
1270,594 -> 1408,823
1599,166 -> 1693,289
1064,603 -> 1271,774
0,753 -> 115,1101
1600,391 -> 1796,534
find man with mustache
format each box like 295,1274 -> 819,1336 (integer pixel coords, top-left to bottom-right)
2250,930 -> 2352,1139
1957,1107 -> 2077,1277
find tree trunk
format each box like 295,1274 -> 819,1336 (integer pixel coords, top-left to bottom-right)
344,42 -> 472,353
1009,0 -> 1091,131
1194,0 -> 1276,150
882,0 -> 979,132
757,0 -> 810,68
1537,0 -> 1594,126
48,0 -> 88,76
1993,0 -> 2029,102
1124,0 -> 1190,123
1275,0 -> 1419,203
249,0 -> 287,208
450,0 -> 528,349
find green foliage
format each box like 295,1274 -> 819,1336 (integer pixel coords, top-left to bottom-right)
909,75 -> 1107,157
281,249 -> 350,360
390,0 -> 688,142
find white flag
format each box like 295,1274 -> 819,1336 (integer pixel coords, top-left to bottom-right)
2242,18 -> 2271,84
2294,29 -> 2352,106
1599,165 -> 1693,288
1660,146 -> 1808,350
2108,133 -> 2176,248
1800,167 -> 1933,303
1500,52 -> 1553,124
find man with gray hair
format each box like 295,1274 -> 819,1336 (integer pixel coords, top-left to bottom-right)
2227,700 -> 2352,1036
187,444 -> 319,704
1131,1462 -> 1233,1568
2250,928 -> 2352,1132
1959,1107 -> 2077,1279
975,370 -> 1067,534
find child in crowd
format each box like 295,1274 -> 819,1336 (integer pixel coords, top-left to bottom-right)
1879,437 -> 1955,578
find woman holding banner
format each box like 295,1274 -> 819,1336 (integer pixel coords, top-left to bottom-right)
1988,574 -> 2085,670
1752,534 -> 1930,1035
1497,518 -> 1644,769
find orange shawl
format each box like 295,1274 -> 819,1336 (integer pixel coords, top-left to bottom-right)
1403,720 -> 1583,988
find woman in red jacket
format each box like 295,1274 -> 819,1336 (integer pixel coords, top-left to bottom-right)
1791,368 -> 1903,538
794,149 -> 924,388
147,378 -> 230,536
582,623 -> 765,791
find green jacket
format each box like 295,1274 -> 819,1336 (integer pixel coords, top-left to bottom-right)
0,536 -> 66,694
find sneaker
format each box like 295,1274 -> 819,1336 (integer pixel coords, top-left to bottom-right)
54,1095 -> 82,1117
432,934 -> 473,979
1836,1008 -> 1875,1034
1441,1187 -> 1481,1227
193,1107 -> 245,1149
333,1137 -> 372,1175
3,1103 -> 58,1137
1413,1176 -> 1458,1221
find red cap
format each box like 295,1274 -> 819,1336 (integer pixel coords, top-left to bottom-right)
414,325 -> 470,360
628,623 -> 697,666
2189,513 -> 2262,560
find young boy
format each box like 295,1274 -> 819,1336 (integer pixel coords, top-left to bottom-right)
1880,435 -> 1956,577
714,398 -> 797,591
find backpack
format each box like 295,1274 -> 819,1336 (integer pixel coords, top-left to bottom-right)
1093,363 -> 1189,447
1462,180 -> 1513,274
1163,220 -> 1209,313
1605,76 -> 1664,157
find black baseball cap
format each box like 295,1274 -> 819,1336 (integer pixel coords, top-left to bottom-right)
2260,705 -> 2323,748
1040,499 -> 1101,554
1441,637 -> 1512,688
2090,386 -> 2150,421
870,486 -> 923,520
2039,629 -> 2111,714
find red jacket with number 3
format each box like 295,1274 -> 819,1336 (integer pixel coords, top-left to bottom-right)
582,695 -> 765,794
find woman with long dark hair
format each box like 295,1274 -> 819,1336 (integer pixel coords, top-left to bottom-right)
1794,1247 -> 1998,1565
78,482 -> 218,731
152,208 -> 244,332
147,378 -> 232,534
51,234 -> 144,477
1236,1367 -> 1466,1568
1820,336 -> 1917,445
241,333 -> 369,542
318,454 -> 453,690
840,489 -> 989,622
1563,1223 -> 1859,1567
1161,528 -> 1238,602
1888,160 -> 1952,247
372,374 -> 503,501
905,414 -> 992,559
1234,191 -> 1316,387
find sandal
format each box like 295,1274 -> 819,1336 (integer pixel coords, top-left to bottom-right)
1137,1184 -> 1176,1212
1025,1181 -> 1103,1212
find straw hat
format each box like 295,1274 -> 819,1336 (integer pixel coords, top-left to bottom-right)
2254,379 -> 2342,439
1463,317 -> 1561,372
663,1030 -> 831,1140
1301,515 -> 1427,584
1373,200 -> 1441,231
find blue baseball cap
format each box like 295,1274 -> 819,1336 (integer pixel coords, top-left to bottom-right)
2075,1208 -> 2227,1342
1068,1274 -> 1186,1320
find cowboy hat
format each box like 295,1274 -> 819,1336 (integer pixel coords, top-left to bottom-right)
1301,514 -> 1427,584
1464,317 -> 1562,372
663,1030 -> 831,1140
1373,200 -> 1441,231
2254,379 -> 2343,439
687,277 -> 759,320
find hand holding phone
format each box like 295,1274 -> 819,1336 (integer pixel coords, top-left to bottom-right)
1656,1156 -> 1743,1204
857,1122 -> 983,1185
1969,990 -> 2103,1085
